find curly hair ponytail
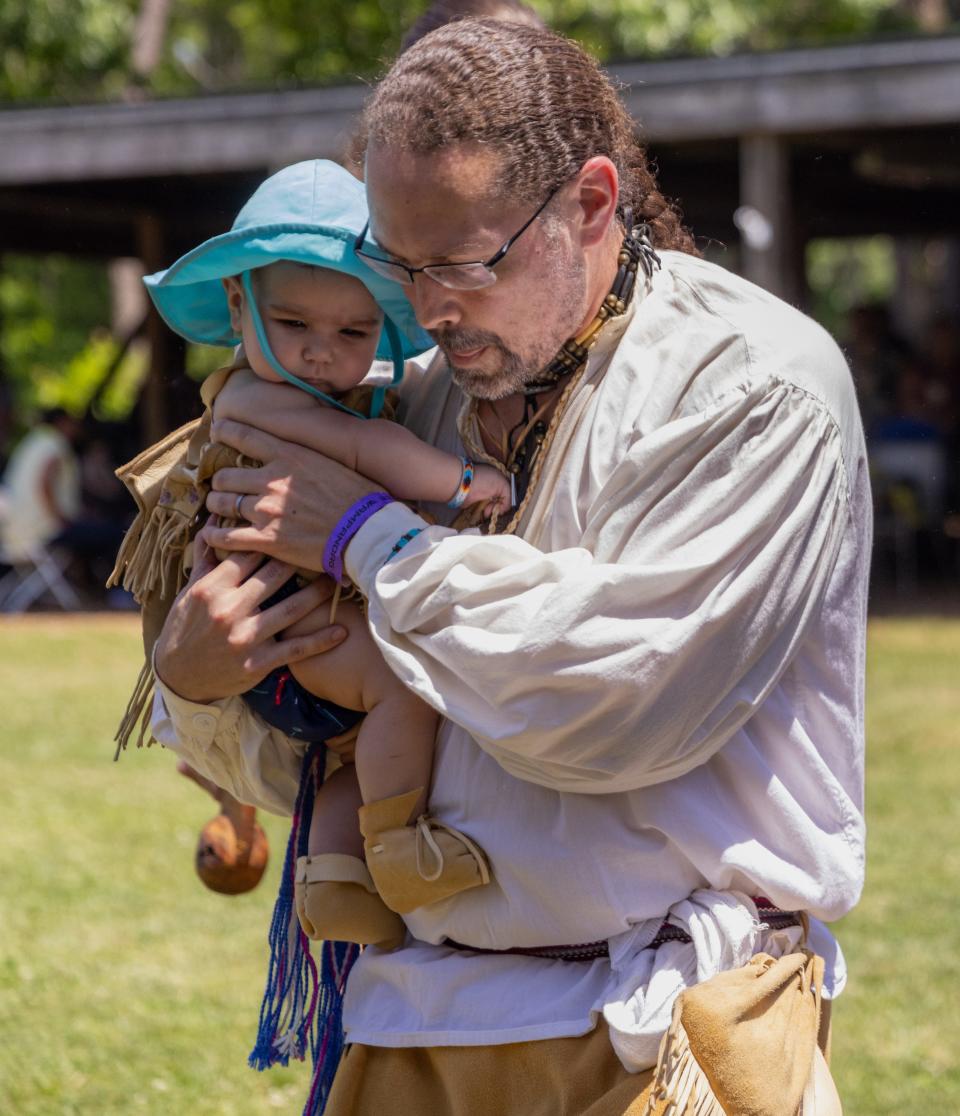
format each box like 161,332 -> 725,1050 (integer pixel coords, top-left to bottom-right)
362,19 -> 697,255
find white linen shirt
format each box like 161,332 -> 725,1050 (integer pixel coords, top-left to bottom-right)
153,250 -> 870,1068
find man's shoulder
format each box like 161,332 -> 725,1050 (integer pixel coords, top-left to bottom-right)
622,252 -> 861,445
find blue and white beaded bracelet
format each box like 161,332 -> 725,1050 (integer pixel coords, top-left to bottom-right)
384,527 -> 426,565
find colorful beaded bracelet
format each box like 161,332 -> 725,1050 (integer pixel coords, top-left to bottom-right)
447,457 -> 475,509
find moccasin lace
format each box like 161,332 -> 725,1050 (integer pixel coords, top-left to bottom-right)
414,815 -> 491,885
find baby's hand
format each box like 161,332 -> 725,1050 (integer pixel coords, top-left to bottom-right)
469,464 -> 512,517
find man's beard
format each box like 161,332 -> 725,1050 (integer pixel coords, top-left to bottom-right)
432,328 -> 537,400
433,247 -> 589,400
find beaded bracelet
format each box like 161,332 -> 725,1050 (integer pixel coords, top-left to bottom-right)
447,457 -> 475,509
322,491 -> 394,583
384,527 -> 426,565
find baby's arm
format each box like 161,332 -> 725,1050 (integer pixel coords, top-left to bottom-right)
343,419 -> 509,511
215,369 -> 510,512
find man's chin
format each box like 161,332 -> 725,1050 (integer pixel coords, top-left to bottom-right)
448,363 -> 517,401
444,351 -> 526,401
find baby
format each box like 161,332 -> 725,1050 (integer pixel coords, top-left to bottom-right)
117,161 -> 510,948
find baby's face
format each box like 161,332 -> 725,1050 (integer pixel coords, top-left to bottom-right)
225,262 -> 383,394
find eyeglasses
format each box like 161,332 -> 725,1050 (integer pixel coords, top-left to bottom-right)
354,187 -> 560,291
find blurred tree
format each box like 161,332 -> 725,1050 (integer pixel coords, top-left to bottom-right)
542,0 -> 919,61
1,0 -> 955,426
806,236 -> 897,340
0,256 -> 126,425
0,0 -> 138,104
130,0 -> 173,85
0,0 -> 951,106
0,256 -> 116,426
900,0 -> 954,32
0,0 -> 421,103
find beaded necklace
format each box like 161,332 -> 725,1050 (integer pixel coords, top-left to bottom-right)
461,210 -> 660,536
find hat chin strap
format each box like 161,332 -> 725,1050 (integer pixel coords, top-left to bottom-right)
241,270 -> 368,419
374,315 -> 406,419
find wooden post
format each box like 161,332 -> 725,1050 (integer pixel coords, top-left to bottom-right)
136,212 -> 171,444
737,134 -> 796,304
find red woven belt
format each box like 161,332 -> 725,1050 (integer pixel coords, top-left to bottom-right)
445,898 -> 800,963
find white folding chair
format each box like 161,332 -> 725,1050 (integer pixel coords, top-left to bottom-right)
0,487 -> 82,612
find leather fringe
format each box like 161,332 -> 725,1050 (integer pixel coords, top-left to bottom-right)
113,657 -> 157,760
107,502 -> 191,604
644,998 -> 726,1116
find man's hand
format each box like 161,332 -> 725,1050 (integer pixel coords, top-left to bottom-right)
154,535 -> 347,704
201,420 -> 377,571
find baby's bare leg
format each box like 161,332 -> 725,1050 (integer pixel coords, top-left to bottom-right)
291,603 -> 487,917
289,601 -> 439,838
351,674 -> 438,819
309,763 -> 364,858
296,755 -> 406,949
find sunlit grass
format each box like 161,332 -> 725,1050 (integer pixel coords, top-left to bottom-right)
831,617 -> 960,1111
0,614 -> 957,1113
0,615 -> 300,1115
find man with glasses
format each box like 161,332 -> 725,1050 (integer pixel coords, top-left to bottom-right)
154,19 -> 866,1115
354,185 -> 560,286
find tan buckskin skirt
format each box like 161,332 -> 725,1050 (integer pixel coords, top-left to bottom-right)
324,1021 -> 655,1116
324,1002 -> 833,1115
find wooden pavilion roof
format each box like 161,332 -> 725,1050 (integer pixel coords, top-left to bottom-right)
1,34 -> 958,257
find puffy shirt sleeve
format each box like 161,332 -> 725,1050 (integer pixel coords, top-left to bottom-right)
346,380 -> 852,793
151,681 -> 307,815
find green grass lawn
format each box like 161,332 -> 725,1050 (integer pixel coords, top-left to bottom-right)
0,614 -> 957,1114
831,617 -> 960,1111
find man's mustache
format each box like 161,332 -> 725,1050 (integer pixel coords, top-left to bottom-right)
430,327 -> 505,355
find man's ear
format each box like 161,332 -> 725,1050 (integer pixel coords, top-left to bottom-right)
222,276 -> 244,334
572,156 -> 619,250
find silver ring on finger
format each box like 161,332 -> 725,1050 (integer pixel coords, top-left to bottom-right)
234,492 -> 246,520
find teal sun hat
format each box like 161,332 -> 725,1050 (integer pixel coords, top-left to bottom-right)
143,159 -> 432,417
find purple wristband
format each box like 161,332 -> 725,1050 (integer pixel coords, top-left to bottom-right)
322,491 -> 394,583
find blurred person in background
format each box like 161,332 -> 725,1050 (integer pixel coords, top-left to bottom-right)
1,407 -> 125,599
923,312 -> 960,529
80,421 -> 132,524
923,313 -> 960,444
2,407 -> 84,557
864,310 -> 956,542
845,302 -> 915,438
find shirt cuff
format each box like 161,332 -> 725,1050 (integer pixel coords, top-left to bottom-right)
344,501 -> 430,597
152,669 -> 231,752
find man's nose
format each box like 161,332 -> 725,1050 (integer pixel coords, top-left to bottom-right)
408,274 -> 463,332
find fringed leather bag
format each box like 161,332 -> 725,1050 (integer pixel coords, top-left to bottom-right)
644,945 -> 841,1116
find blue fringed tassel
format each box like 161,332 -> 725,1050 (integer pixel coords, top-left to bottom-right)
248,742 -> 360,1116
302,940 -> 359,1115
249,742 -> 323,1069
